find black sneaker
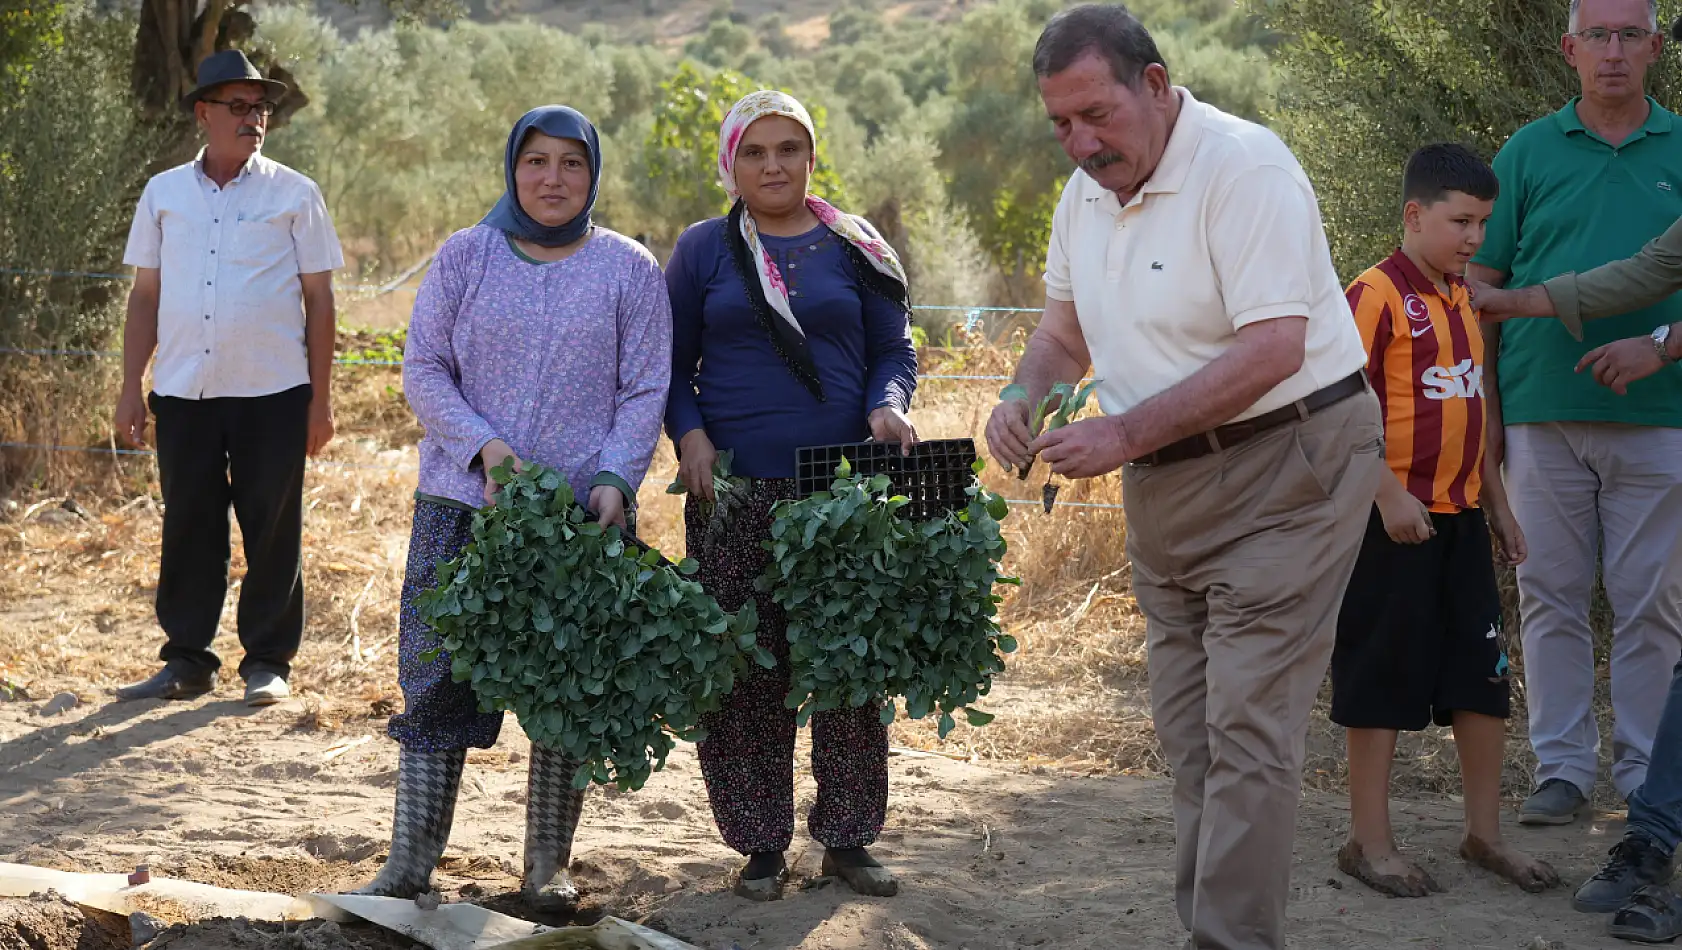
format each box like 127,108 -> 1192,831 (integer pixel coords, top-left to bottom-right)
1575,835 -> 1675,914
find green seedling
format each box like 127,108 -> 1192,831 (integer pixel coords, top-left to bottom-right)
757,456 -> 1021,740
667,448 -> 749,548
417,461 -> 763,792
998,379 -> 1102,511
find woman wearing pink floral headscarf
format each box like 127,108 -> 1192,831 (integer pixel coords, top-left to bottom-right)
665,90 -> 919,901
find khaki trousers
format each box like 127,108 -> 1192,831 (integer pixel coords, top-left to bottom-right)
1122,390 -> 1383,950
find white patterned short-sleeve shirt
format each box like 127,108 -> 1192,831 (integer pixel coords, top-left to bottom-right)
123,149 -> 344,399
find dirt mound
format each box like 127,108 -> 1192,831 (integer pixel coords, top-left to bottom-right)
141,918 -> 421,950
0,894 -> 128,950
146,854 -> 375,897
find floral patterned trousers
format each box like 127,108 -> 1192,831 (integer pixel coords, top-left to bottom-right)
688,479 -> 889,855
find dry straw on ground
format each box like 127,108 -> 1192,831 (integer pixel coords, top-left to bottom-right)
0,333 -> 1628,806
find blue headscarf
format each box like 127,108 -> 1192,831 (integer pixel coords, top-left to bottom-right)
480,105 -> 601,247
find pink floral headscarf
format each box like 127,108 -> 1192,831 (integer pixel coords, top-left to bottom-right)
717,91 -> 908,353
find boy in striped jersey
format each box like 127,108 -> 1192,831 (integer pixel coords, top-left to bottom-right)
1332,144 -> 1561,898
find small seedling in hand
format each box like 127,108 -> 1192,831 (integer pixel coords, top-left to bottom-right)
667,448 -> 748,548
997,380 -> 1102,512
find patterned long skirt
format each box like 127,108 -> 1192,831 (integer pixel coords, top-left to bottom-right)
387,499 -> 504,751
689,478 -> 889,856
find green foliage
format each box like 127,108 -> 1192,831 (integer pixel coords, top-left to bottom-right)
415,462 -> 763,792
760,458 -> 1020,740
682,17 -> 756,67
246,1 -> 1267,308
0,2 -> 158,490
1258,0 -> 1681,280
339,326 -> 407,364
0,2 -> 65,102
254,12 -> 616,269
940,2 -> 1070,278
0,5 -> 166,352
829,7 -> 885,47
854,123 -> 991,318
937,0 -> 1281,280
646,61 -> 848,229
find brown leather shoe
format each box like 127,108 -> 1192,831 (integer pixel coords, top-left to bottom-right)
115,667 -> 215,701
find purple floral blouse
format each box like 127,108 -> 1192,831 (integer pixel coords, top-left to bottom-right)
403,225 -> 671,509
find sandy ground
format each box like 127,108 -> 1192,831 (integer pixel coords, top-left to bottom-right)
0,363 -> 1636,949
0,659 -> 1641,950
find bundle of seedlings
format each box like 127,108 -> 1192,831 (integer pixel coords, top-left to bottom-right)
999,379 -> 1102,511
759,457 -> 1019,739
415,461 -> 766,792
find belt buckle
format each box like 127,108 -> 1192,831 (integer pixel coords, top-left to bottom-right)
1213,422 -> 1256,452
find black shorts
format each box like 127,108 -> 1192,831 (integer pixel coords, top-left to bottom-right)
1330,506 -> 1511,731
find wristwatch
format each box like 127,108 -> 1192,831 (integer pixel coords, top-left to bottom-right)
1656,323 -> 1678,365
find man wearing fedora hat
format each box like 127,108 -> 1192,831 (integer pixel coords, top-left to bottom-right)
114,49 -> 344,707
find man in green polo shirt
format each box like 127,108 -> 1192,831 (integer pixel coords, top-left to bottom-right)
1468,0 -> 1682,834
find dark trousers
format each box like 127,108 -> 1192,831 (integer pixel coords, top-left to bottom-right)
686,481 -> 889,856
149,384 -> 310,680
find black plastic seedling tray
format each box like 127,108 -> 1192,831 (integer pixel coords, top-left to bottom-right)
795,438 -> 979,520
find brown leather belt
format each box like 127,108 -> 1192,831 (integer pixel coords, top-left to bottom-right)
1130,371 -> 1368,468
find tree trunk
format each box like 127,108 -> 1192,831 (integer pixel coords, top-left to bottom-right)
132,0 -> 194,118
132,0 -> 308,139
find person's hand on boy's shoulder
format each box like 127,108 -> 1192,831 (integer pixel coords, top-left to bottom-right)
1466,280 -> 1554,322
1486,503 -> 1528,567
1375,478 -> 1435,545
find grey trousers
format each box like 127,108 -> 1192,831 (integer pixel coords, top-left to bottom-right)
1506,422 -> 1682,799
1124,390 -> 1384,950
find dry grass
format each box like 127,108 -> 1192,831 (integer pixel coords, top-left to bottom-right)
0,333 -> 1628,808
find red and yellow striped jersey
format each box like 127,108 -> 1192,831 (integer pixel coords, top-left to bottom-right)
1345,249 -> 1486,513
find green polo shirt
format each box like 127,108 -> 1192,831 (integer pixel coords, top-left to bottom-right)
1474,96 -> 1682,427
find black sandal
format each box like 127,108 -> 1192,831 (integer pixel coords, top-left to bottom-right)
1609,885 -> 1682,944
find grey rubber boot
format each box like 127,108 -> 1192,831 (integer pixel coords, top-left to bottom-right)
351,747 -> 466,898
522,744 -> 588,912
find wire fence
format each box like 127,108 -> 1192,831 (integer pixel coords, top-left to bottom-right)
0,346 -> 1019,380
0,441 -> 1126,511
3,263 -> 1121,510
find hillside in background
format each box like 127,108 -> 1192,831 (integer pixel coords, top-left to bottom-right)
308,0 -> 978,45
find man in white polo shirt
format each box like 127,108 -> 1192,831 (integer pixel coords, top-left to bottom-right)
985,6 -> 1383,949
114,50 -> 343,707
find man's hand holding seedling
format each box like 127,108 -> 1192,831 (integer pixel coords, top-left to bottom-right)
991,380 -> 1102,511
1031,413 -> 1131,479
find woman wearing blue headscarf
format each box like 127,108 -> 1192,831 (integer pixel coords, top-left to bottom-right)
352,106 -> 672,907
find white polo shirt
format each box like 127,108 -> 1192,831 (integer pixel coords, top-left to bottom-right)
1045,89 -> 1366,423
122,149 -> 344,400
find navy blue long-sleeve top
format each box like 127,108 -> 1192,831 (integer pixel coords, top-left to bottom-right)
664,217 -> 919,479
